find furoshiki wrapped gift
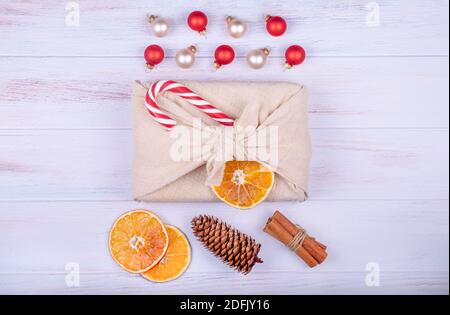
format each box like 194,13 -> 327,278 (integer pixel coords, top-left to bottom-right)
132,80 -> 311,203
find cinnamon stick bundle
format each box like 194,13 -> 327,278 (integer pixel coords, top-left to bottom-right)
263,210 -> 328,268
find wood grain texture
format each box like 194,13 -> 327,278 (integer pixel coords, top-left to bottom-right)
0,200 -> 448,294
0,57 -> 448,129
0,0 -> 448,57
0,272 -> 447,295
0,129 -> 448,201
0,0 -> 448,295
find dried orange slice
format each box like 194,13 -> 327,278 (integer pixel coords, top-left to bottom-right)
141,225 -> 191,282
212,161 -> 274,209
109,209 -> 169,273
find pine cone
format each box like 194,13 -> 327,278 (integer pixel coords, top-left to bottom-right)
191,215 -> 263,274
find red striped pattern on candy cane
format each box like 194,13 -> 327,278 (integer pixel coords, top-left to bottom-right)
144,80 -> 234,130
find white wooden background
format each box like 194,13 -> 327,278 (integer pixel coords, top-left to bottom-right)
0,0 -> 448,295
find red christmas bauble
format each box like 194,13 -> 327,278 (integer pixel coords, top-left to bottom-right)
266,15 -> 287,37
188,11 -> 208,34
214,45 -> 235,68
144,44 -> 164,69
285,45 -> 306,68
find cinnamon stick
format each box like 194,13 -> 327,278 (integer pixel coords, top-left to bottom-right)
263,210 -> 328,268
264,217 -> 319,268
311,237 -> 327,250
272,211 -> 327,263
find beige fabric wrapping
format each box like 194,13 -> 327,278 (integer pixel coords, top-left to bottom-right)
132,80 -> 311,202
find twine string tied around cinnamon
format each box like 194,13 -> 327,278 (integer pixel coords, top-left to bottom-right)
287,224 -> 307,251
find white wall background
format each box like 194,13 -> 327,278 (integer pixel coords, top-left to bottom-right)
0,0 -> 448,294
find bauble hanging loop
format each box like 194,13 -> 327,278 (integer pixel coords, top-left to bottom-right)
175,45 -> 197,69
188,11 -> 208,35
147,15 -> 170,38
284,45 -> 306,69
214,45 -> 235,69
247,47 -> 270,70
226,16 -> 247,38
144,44 -> 165,70
265,15 -> 287,37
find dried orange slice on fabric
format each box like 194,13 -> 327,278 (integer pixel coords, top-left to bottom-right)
109,209 -> 169,273
212,161 -> 274,209
141,225 -> 191,282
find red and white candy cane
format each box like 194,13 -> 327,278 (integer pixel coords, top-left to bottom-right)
145,80 -> 234,130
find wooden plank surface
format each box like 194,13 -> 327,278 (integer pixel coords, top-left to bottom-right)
0,56 -> 448,129
0,129 -> 448,201
0,200 -> 448,294
1,200 -> 447,272
1,272 -> 447,295
0,0 -> 448,295
0,0 -> 448,57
